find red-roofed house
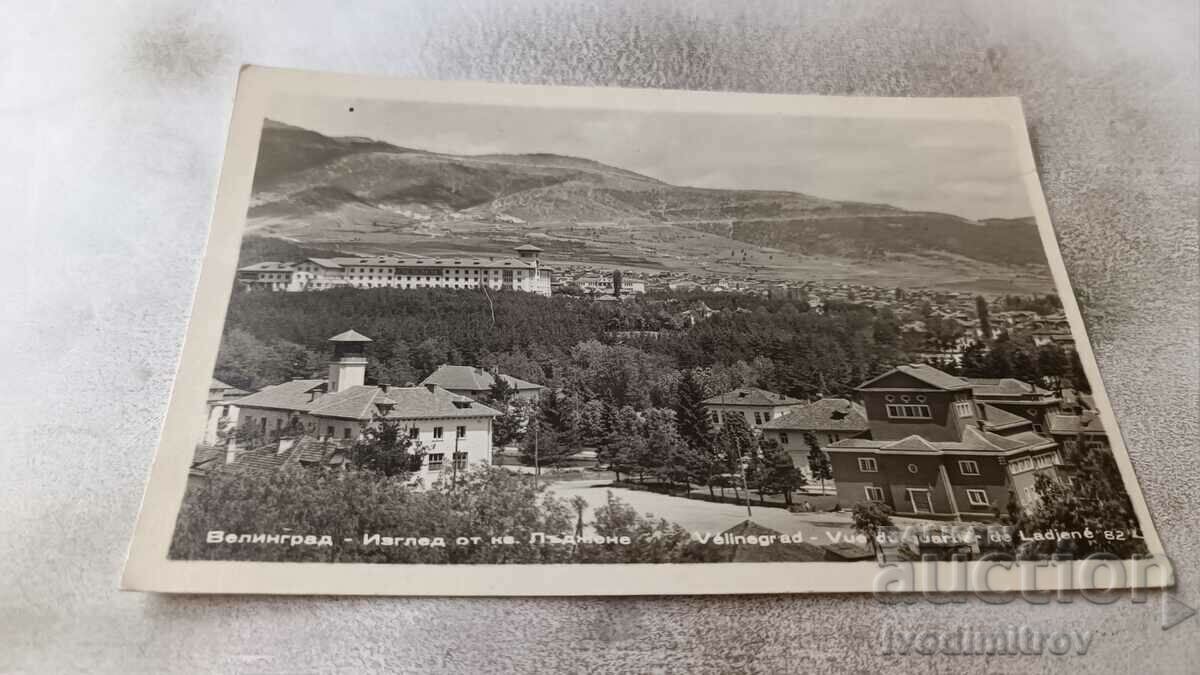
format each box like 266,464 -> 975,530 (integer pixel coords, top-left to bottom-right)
826,364 -> 1065,520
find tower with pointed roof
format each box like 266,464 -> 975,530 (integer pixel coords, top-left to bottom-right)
327,329 -> 372,393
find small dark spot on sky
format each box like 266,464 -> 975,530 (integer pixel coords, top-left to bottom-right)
349,107 -> 355,112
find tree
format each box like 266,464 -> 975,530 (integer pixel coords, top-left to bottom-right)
486,376 -> 515,405
612,269 -> 623,297
520,391 -> 578,471
975,295 -> 993,341
804,431 -> 833,495
1014,432 -> 1144,559
714,412 -> 755,501
753,438 -> 806,506
851,501 -> 894,557
492,398 -> 531,448
598,406 -> 645,482
674,369 -> 714,452
171,465 -> 579,564
348,414 -> 427,478
642,408 -> 686,488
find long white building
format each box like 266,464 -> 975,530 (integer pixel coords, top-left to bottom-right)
237,244 -> 551,296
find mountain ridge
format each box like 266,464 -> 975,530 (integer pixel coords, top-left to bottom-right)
247,119 -> 1046,273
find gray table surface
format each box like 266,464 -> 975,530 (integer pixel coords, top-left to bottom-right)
2,1 -> 1197,672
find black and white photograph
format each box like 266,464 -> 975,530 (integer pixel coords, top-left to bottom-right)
122,68 -> 1169,595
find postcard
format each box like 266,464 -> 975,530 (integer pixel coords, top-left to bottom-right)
122,66 -> 1171,595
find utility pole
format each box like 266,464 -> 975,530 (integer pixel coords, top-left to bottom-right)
533,421 -> 540,489
734,436 -> 753,519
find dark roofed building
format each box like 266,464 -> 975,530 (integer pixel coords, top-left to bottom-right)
420,364 -> 544,402
828,364 -> 1068,520
758,398 -> 869,480
703,388 -> 804,430
217,331 -> 500,481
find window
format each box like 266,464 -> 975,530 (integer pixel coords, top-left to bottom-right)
958,459 -> 980,476
433,426 -> 444,440
409,427 -> 420,439
1009,457 -> 1035,474
1034,452 -> 1059,469
327,425 -> 334,438
342,428 -> 352,440
427,453 -> 444,471
1086,441 -> 1106,451
456,425 -> 466,439
954,400 -> 974,418
1023,486 -> 1037,503
453,452 -> 468,471
276,418 -> 283,431
753,412 -> 764,425
886,404 -> 932,419
779,432 -> 790,445
907,463 -> 919,474
865,486 -> 885,502
965,489 -> 989,507
858,457 -> 878,472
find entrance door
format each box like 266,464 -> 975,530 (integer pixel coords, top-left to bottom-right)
907,488 -> 934,514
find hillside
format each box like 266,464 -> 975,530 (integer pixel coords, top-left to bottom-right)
245,119 -> 1050,290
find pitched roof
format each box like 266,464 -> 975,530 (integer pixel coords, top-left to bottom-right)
327,255 -> 537,270
233,381 -> 500,420
420,365 -> 544,393
760,398 -> 869,432
978,403 -> 1032,431
514,244 -> 544,251
328,329 -> 372,343
238,261 -> 295,272
858,364 -> 973,391
211,378 -> 232,390
1046,412 -> 1107,435
703,388 -> 803,407
828,426 -> 1056,455
880,435 -> 939,452
963,377 -> 1051,397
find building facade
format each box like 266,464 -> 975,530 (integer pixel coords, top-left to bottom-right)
703,388 -> 804,431
236,244 -> 551,296
759,398 -> 869,478
825,364 -> 1066,520
214,330 -> 500,480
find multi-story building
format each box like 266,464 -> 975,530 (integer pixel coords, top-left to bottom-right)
574,273 -> 646,296
420,364 -> 544,403
703,388 -> 804,430
961,377 -> 1061,432
824,364 -> 1066,520
236,244 -> 552,296
759,398 -> 869,476
213,330 -> 500,480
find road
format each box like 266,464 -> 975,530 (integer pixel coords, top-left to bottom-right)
544,479 -> 861,545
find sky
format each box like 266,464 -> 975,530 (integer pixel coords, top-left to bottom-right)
270,94 -> 1034,221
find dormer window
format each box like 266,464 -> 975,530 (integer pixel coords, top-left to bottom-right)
453,401 -> 471,409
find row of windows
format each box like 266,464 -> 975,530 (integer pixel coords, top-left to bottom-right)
1008,451 -> 1062,475
885,404 -> 931,419
856,457 -> 981,476
862,486 -> 989,508
409,426 -> 468,440
426,452 -> 468,472
711,410 -> 777,425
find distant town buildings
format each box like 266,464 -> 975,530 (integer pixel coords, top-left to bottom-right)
236,244 -> 551,296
